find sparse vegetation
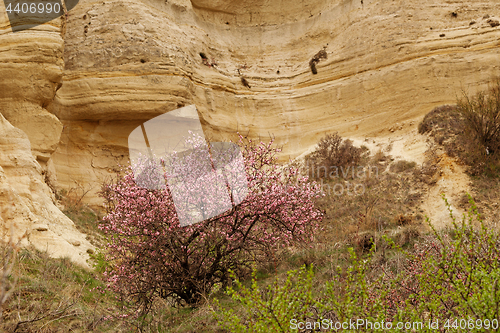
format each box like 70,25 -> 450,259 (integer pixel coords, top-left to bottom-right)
457,78 -> 500,157
213,265 -> 316,333
59,186 -> 105,248
0,227 -> 18,328
418,79 -> 500,176
214,196 -> 500,333
417,80 -> 500,245
306,132 -> 363,179
98,133 -> 323,314
5,106 -> 500,332
0,247 -> 123,332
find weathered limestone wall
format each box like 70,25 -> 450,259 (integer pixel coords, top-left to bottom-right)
0,3 -> 93,266
0,0 -> 499,263
48,0 -> 500,206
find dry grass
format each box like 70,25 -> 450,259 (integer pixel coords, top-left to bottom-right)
58,187 -> 106,249
0,134 -> 451,332
309,144 -> 426,253
417,97 -> 500,234
390,160 -> 416,173
0,247 -> 125,332
467,176 -> 500,229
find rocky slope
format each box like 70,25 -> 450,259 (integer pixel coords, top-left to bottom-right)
0,4 -> 93,266
0,0 -> 499,263
0,114 -> 93,267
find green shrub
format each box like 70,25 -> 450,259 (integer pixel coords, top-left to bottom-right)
214,195 -> 500,332
213,265 -> 316,333
318,247 -> 389,326
380,194 -> 500,331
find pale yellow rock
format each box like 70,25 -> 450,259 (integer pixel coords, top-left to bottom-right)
44,0 -> 500,207
1,0 -> 500,259
0,114 -> 94,268
0,7 -> 96,266
0,7 -> 65,161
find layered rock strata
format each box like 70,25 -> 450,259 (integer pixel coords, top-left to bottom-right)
0,114 -> 93,267
0,0 -> 500,263
49,0 -> 500,206
0,6 -> 92,266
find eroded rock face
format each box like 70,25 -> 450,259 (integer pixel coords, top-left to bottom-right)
0,114 -> 93,267
190,0 -> 328,25
1,0 -> 500,263
47,0 -> 500,207
0,7 -> 93,266
0,19 -> 64,162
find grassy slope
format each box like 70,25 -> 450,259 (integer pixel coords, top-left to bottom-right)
3,105 -> 500,332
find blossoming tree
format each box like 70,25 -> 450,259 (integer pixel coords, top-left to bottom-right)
99,133 -> 323,312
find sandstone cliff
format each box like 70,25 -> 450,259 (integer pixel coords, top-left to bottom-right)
1,0 -> 500,263
0,114 -> 93,267
0,4 -> 93,266
49,0 -> 500,206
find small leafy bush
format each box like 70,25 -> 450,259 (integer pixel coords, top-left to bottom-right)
214,195 -> 500,332
306,132 -> 363,179
213,265 -> 316,333
380,194 -> 500,327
